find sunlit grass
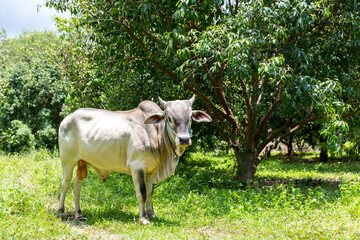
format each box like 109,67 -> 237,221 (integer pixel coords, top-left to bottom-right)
0,150 -> 359,239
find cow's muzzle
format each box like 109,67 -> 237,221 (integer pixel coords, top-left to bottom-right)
179,136 -> 191,146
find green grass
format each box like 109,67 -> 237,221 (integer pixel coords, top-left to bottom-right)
0,150 -> 359,239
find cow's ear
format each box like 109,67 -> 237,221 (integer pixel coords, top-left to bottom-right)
144,112 -> 166,124
192,110 -> 212,122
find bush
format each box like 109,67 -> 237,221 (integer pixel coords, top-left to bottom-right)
36,125 -> 57,149
344,141 -> 360,161
1,120 -> 35,153
0,31 -> 66,151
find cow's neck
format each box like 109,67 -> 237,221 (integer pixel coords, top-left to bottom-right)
163,120 -> 186,157
148,123 -> 182,184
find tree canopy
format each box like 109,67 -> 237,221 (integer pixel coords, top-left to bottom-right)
47,0 -> 360,182
0,30 -> 66,151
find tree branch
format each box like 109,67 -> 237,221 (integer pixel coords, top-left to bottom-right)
186,75 -> 233,122
254,78 -> 290,144
257,109 -> 317,155
257,115 -> 295,155
200,60 -> 217,86
213,118 -> 231,143
105,56 -> 145,64
104,0 -> 115,8
228,0 -> 233,15
234,0 -> 239,15
239,77 -> 256,148
143,31 -> 167,48
343,107 -> 360,119
239,78 -> 254,119
256,75 -> 269,105
200,61 -> 235,120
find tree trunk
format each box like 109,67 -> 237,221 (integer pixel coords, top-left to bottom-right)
287,133 -> 295,160
319,135 -> 328,162
267,149 -> 271,158
320,148 -> 328,162
234,148 -> 258,185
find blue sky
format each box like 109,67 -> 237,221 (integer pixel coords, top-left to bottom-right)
0,0 -> 70,38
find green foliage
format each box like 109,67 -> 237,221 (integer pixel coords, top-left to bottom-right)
52,16 -> 187,114
0,30 -> 66,151
36,125 -> 58,149
342,114 -> 360,160
49,2 -> 360,127
1,120 -> 35,152
0,59 -> 65,131
0,30 -> 62,66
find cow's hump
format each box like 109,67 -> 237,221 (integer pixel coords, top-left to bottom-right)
137,100 -> 162,115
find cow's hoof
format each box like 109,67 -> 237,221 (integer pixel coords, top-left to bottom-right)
59,214 -> 67,221
139,217 -> 151,225
146,211 -> 157,219
74,210 -> 87,222
75,216 -> 87,222
58,213 -> 68,221
57,208 -> 68,221
149,214 -> 157,219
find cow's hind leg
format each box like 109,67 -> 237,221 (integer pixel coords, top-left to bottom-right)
74,160 -> 88,221
131,168 -> 150,225
146,183 -> 157,219
59,163 -> 75,218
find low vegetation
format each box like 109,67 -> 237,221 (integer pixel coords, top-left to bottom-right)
0,150 -> 359,239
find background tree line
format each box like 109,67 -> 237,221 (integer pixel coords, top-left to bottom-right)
0,0 -> 359,184
0,30 -> 66,152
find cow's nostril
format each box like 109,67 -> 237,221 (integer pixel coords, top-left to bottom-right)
179,136 -> 190,144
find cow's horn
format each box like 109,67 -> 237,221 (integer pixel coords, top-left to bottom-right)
158,97 -> 167,108
189,94 -> 196,106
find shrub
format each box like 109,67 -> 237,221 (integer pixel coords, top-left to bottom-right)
1,120 -> 35,153
344,141 -> 360,161
0,31 -> 66,151
36,125 -> 57,149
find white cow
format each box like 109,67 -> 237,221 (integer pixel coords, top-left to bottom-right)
58,95 -> 211,224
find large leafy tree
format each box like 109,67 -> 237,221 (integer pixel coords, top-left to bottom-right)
47,0 -> 360,182
0,30 -> 66,149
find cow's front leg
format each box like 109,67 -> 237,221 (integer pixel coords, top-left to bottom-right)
146,183 -> 157,219
131,168 -> 150,225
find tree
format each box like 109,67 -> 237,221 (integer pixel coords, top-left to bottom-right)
343,114 -> 360,159
0,31 -> 66,150
47,0 -> 360,183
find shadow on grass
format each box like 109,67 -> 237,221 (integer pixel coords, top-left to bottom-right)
175,166 -> 344,194
176,153 -> 360,194
253,177 -> 342,193
56,208 -> 180,227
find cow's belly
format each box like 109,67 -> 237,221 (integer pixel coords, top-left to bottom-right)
77,139 -> 161,177
77,142 -> 176,184
77,137 -> 128,172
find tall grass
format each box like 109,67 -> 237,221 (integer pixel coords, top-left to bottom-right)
0,150 -> 359,239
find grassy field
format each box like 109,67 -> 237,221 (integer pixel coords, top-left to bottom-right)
0,150 -> 359,239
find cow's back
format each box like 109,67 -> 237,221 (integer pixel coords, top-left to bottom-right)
58,101 -> 163,174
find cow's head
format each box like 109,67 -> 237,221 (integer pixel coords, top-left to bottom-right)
144,95 -> 212,156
